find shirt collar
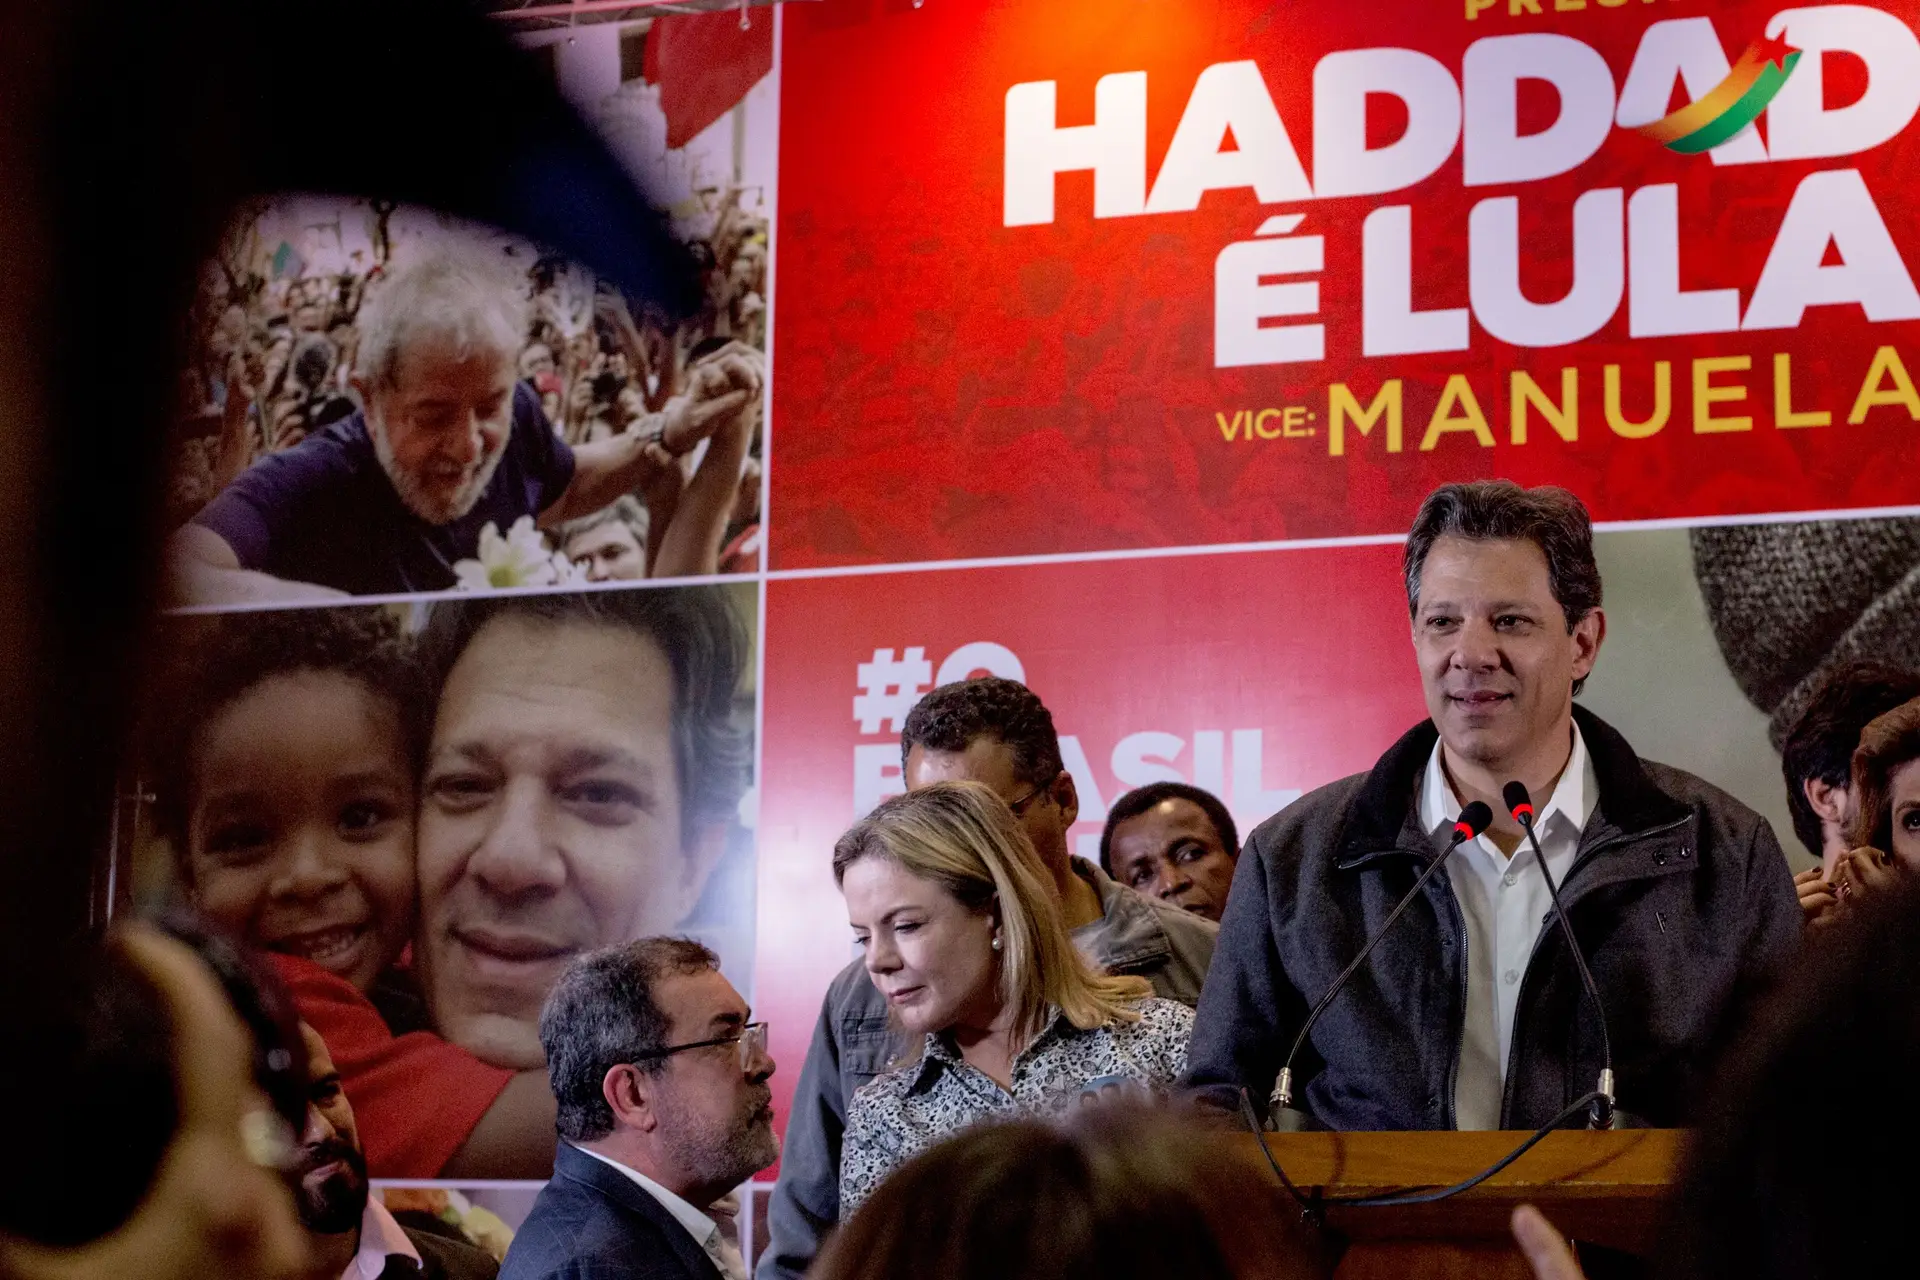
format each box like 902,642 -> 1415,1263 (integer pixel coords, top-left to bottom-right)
1418,722 -> 1598,842
574,1146 -> 719,1249
913,1005 -> 1071,1086
349,1197 -> 420,1280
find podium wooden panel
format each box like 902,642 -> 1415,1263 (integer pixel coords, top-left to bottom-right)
1230,1129 -> 1685,1280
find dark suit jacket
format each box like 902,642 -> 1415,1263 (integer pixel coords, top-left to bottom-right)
499,1143 -> 724,1280
399,1225 -> 500,1280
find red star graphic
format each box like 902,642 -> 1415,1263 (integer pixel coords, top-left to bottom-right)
1753,32 -> 1800,71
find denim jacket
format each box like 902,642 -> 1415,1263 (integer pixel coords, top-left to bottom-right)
754,860 -> 1216,1280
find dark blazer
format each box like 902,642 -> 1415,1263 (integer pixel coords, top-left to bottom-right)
1187,706 -> 1801,1131
402,1225 -> 500,1280
500,1142 -> 724,1280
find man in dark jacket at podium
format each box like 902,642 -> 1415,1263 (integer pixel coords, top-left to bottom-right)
1188,481 -> 1800,1131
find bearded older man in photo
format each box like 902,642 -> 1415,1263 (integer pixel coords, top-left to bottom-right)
168,247 -> 760,603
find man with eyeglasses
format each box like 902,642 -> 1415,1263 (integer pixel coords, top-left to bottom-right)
758,677 -> 1217,1280
502,938 -> 775,1280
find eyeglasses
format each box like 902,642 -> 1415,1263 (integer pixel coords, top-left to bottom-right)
1004,780 -> 1054,816
632,1021 -> 770,1072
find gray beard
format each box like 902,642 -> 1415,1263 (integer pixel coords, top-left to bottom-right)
368,410 -> 506,526
654,1090 -> 779,1194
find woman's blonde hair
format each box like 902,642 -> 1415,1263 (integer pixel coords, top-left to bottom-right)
1848,696 -> 1920,853
833,780 -> 1151,1047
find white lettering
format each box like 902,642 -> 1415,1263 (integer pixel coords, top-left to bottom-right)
1628,184 -> 1741,337
1214,232 -> 1326,367
1765,6 -> 1920,163
1112,732 -> 1186,789
1744,168 -> 1920,330
1364,205 -> 1471,355
1470,187 -> 1624,346
1003,73 -> 1147,227
1313,48 -> 1461,199
1231,729 -> 1302,824
853,743 -> 905,819
1146,61 -> 1313,212
1463,34 -> 1616,186
935,641 -> 1026,686
1615,18 -> 1769,165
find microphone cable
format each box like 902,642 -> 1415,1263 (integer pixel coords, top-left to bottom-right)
1503,780 -> 1615,1130
1268,800 -> 1495,1118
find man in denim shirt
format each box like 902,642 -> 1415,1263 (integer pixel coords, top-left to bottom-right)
756,678 -> 1216,1280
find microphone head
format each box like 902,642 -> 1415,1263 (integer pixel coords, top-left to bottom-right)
1454,800 -> 1494,841
1502,781 -> 1535,826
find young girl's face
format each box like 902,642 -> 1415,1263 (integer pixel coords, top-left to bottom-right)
186,671 -> 416,991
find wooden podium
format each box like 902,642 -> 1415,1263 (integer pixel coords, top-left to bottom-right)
1232,1129 -> 1685,1280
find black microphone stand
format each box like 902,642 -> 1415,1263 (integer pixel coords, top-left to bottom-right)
1504,781 -> 1616,1131
1268,801 -> 1494,1129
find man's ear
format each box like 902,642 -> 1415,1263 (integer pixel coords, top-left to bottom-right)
601,1064 -> 658,1134
1570,607 -> 1606,682
1805,777 -> 1849,825
1051,769 -> 1079,830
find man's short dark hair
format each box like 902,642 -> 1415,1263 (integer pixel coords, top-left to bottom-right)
540,937 -> 719,1142
1097,783 -> 1239,878
1779,661 -> 1920,856
420,586 -> 751,841
899,677 -> 1064,791
1403,481 -> 1603,694
146,606 -> 429,859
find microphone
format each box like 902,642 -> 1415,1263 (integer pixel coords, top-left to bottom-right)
1269,800 -> 1493,1130
1502,780 -> 1617,1131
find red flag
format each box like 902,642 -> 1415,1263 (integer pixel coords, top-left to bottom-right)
644,9 -> 773,149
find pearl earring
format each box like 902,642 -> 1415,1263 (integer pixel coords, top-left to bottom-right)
991,935 -> 1003,952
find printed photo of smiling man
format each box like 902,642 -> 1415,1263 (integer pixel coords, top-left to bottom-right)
133,583 -> 757,1179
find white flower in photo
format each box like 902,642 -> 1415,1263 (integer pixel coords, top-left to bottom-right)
452,516 -> 569,591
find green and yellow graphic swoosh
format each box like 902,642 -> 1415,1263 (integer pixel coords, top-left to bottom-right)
1637,33 -> 1801,154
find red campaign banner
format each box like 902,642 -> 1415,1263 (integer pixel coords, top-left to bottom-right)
771,0 -> 1920,570
753,544 -> 1425,1128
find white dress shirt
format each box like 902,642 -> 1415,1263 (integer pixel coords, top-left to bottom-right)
346,1197 -> 422,1280
1418,724 -> 1597,1131
577,1146 -> 748,1280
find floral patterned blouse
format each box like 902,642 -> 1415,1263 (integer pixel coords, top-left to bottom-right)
837,997 -> 1194,1212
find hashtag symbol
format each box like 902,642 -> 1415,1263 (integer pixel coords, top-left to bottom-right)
854,647 -> 933,734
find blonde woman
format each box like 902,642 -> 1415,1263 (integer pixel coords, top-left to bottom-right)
835,781 -> 1194,1212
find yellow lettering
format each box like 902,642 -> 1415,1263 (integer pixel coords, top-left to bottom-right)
1692,356 -> 1753,433
1467,0 -> 1498,15
1510,368 -> 1578,445
1772,353 -> 1831,429
1509,0 -> 1543,12
1420,375 -> 1495,451
1555,0 -> 1587,9
1330,381 -> 1404,456
1848,346 -> 1920,424
1596,0 -> 1628,7
1604,362 -> 1671,439
1254,408 -> 1282,440
1282,406 -> 1310,437
1216,409 -> 1248,442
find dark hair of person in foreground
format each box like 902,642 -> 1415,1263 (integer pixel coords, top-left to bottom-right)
1660,875 -> 1920,1279
0,912 -> 307,1249
809,1104 -> 1320,1280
